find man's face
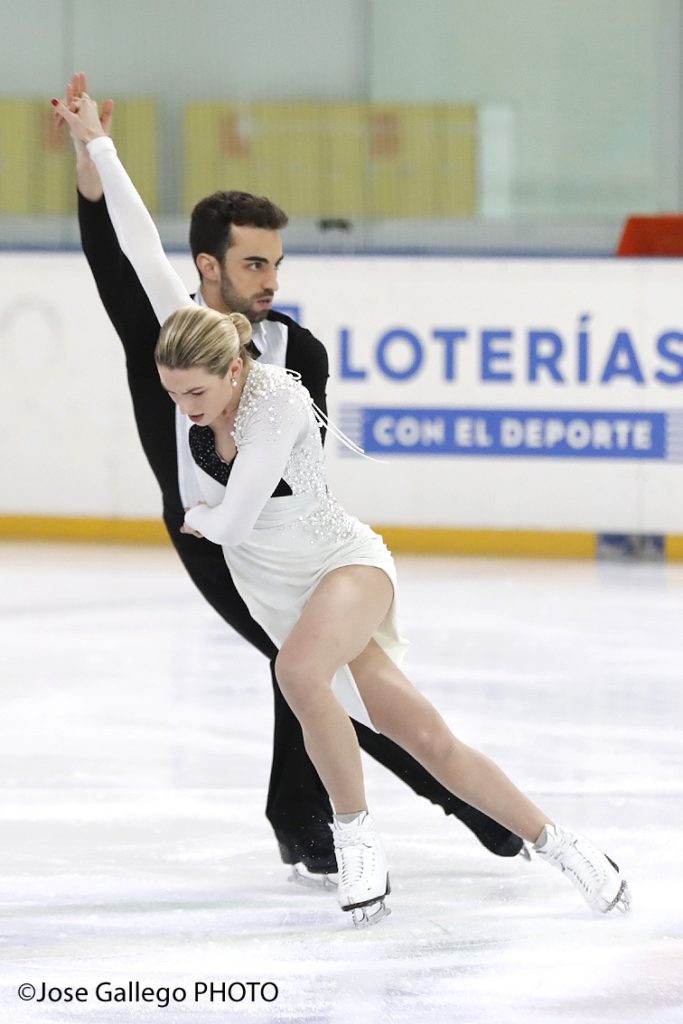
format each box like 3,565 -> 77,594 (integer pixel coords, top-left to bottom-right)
218,225 -> 284,323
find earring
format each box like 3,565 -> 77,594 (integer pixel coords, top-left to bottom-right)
231,377 -> 238,388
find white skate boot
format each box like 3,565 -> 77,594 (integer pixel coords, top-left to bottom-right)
332,812 -> 391,927
534,823 -> 631,914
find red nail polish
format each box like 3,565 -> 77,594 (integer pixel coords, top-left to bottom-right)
51,98 -> 59,106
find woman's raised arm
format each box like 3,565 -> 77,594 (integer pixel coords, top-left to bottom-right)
52,92 -> 192,325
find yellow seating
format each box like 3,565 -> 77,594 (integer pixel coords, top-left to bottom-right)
369,103 -> 476,217
0,97 -> 474,220
183,101 -> 476,219
0,99 -> 158,215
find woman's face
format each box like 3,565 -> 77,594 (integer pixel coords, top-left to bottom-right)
158,365 -> 234,426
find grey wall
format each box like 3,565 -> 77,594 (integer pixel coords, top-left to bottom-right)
1,0 -> 679,242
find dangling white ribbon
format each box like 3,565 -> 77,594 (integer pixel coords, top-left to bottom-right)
313,402 -> 389,465
284,368 -> 388,464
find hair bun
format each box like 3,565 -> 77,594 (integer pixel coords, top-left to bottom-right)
229,311 -> 253,347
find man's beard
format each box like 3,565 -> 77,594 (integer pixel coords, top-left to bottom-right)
219,269 -> 271,323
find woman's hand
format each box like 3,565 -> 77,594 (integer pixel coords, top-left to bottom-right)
51,80 -> 109,145
179,523 -> 204,538
53,73 -> 113,144
180,504 -> 206,539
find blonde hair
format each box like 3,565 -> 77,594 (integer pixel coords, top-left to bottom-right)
155,306 -> 253,376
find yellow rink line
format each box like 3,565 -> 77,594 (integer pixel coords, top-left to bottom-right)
0,515 -> 168,546
2,515 -> 682,560
375,526 -> 595,558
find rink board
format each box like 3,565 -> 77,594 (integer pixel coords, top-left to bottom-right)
1,252 -> 682,551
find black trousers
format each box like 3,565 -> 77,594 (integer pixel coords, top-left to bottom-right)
166,509 -> 521,864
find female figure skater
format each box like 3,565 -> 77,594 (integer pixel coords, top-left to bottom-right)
54,91 -> 630,926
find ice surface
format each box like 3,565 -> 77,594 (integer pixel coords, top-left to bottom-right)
1,543 -> 681,1023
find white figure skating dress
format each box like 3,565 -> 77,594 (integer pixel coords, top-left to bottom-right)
183,360 -> 407,729
87,136 -> 407,730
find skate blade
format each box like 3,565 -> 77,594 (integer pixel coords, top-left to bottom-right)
343,875 -> 391,927
351,899 -> 391,928
288,864 -> 338,891
603,879 -> 631,915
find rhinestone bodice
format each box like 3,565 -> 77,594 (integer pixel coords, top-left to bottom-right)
233,361 -> 328,499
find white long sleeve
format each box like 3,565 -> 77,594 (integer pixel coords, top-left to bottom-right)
86,136 -> 193,325
184,373 -> 309,547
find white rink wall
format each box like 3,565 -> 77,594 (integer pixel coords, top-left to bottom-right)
2,252 -> 683,534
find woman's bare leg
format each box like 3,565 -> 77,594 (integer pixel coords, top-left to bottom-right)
276,565 -> 547,840
275,571 -> 629,917
274,565 -> 393,814
350,641 -> 551,844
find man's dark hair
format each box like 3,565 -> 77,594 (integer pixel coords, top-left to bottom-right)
189,190 -> 288,271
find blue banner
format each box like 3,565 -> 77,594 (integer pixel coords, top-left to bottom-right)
337,406 -> 681,460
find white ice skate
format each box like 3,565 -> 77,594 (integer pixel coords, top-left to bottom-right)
534,823 -> 631,914
288,863 -> 338,890
332,812 -> 391,927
